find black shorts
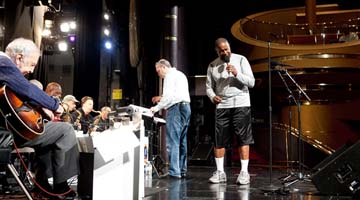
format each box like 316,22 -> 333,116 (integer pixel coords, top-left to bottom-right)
214,107 -> 254,148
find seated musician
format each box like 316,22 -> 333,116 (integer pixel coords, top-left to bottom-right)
29,79 -> 43,90
61,94 -> 79,123
92,106 -> 112,132
44,82 -> 63,122
71,96 -> 95,134
45,81 -> 63,100
0,37 -> 78,199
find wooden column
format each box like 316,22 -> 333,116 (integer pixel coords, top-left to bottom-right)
159,5 -> 179,165
305,0 -> 317,34
163,6 -> 178,66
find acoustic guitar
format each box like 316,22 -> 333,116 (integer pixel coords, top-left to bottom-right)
0,85 -> 46,140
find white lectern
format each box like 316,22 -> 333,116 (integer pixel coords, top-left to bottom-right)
77,121 -> 145,200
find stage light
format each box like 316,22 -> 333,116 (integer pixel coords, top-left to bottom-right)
43,11 -> 55,37
104,13 -> 110,20
104,40 -> 112,50
68,34 -> 76,43
60,20 -> 77,33
44,19 -> 54,29
60,22 -> 70,32
58,41 -> 68,51
104,28 -> 110,36
43,11 -> 55,28
69,21 -> 76,30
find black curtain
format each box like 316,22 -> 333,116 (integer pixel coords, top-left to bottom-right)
73,0 -> 102,107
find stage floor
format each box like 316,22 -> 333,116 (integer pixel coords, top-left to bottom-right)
143,164 -> 355,200
0,164 -> 356,199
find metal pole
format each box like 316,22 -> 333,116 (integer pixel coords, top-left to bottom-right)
261,41 -> 279,192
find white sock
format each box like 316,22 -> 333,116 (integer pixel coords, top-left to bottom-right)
215,157 -> 224,172
240,159 -> 249,172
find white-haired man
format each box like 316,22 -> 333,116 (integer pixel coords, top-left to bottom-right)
0,38 -> 79,199
150,59 -> 191,179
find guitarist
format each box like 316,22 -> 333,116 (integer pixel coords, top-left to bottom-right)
0,38 -> 79,199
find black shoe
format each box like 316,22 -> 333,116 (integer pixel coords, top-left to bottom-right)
181,173 -> 187,178
32,177 -> 54,197
53,181 -> 77,199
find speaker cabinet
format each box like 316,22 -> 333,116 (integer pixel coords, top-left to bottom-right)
312,140 -> 360,195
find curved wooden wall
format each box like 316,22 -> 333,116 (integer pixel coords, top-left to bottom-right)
231,4 -> 360,162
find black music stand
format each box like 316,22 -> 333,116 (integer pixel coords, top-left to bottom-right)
142,114 -> 167,178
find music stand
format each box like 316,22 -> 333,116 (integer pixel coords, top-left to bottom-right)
142,114 -> 167,178
274,67 -> 312,192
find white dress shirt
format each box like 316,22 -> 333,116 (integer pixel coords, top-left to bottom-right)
152,67 -> 191,112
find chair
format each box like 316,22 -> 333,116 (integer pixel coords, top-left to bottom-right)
0,132 -> 34,200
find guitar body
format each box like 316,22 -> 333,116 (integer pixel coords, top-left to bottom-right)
0,85 -> 45,140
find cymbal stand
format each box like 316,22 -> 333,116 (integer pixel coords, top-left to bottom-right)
275,69 -> 312,191
275,70 -> 298,182
285,96 -> 293,169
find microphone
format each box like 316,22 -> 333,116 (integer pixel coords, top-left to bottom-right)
223,55 -> 230,75
271,65 -> 287,73
270,61 -> 293,67
270,61 -> 292,73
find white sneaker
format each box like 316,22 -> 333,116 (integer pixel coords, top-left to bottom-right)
209,170 -> 227,183
236,171 -> 250,185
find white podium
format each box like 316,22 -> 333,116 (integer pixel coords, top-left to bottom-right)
77,121 -> 145,200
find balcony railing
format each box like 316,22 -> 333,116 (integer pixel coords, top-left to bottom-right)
241,16 -> 360,45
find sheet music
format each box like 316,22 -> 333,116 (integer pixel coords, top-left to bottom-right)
129,104 -> 166,124
129,104 -> 152,115
153,116 -> 166,125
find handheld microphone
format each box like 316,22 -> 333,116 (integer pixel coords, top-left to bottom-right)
223,55 -> 230,75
